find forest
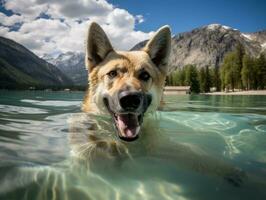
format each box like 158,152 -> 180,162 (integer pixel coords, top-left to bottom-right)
166,44 -> 266,93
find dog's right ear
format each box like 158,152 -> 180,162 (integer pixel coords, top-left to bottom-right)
85,22 -> 113,71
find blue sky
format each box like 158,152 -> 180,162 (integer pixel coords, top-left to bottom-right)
111,0 -> 266,33
0,0 -> 265,56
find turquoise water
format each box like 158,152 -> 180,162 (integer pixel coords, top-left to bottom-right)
0,91 -> 266,200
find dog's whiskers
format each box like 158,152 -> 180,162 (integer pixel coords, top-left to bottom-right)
75,142 -> 96,157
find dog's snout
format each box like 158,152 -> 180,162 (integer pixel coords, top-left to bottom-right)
119,92 -> 142,111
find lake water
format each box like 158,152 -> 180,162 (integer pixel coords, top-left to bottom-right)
0,91 -> 266,200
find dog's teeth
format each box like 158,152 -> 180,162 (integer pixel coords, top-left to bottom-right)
136,126 -> 140,134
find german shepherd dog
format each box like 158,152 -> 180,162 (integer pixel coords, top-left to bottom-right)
69,22 -> 246,186
82,22 -> 170,141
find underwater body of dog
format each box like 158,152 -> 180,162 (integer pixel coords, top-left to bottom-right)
69,22 -> 246,185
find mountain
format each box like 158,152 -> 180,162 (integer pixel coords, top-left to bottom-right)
247,30 -> 266,45
131,24 -> 266,72
43,52 -> 87,86
247,30 -> 266,54
41,24 -> 266,78
0,36 -> 73,89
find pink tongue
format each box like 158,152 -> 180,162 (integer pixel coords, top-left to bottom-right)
117,114 -> 139,137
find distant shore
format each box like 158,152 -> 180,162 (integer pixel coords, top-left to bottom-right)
205,90 -> 266,95
163,86 -> 266,95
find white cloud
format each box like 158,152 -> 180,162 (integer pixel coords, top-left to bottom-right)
136,15 -> 145,24
107,8 -> 135,30
46,0 -> 113,19
0,0 -> 152,56
0,13 -> 24,26
0,26 -> 9,35
1,18 -> 70,55
4,0 -> 48,20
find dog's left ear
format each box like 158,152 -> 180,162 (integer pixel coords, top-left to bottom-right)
85,22 -> 114,71
143,26 -> 171,72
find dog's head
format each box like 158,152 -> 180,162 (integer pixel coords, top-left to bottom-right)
84,22 -> 171,142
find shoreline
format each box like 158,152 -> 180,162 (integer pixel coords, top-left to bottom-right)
204,90 -> 266,95
163,87 -> 266,95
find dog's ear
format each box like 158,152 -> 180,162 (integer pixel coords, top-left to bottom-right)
85,22 -> 113,71
143,26 -> 171,72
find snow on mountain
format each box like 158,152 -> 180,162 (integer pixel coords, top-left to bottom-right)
241,33 -> 252,40
43,52 -> 87,86
132,24 -> 265,72
206,24 -> 235,31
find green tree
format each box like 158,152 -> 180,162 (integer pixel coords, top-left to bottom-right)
220,44 -> 246,91
166,68 -> 179,86
241,55 -> 253,90
185,65 -> 200,93
204,65 -> 211,92
166,68 -> 188,86
178,68 -> 186,86
235,43 -> 245,89
255,54 -> 266,89
172,70 -> 179,86
212,67 -> 221,91
220,51 -> 239,91
199,67 -> 206,92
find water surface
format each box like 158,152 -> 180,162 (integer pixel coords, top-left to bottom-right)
0,91 -> 266,200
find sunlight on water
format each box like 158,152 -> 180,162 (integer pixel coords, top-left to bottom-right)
21,99 -> 82,107
0,91 -> 266,200
0,104 -> 48,114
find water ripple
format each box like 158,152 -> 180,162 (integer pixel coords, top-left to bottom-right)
21,99 -> 81,107
0,105 -> 48,114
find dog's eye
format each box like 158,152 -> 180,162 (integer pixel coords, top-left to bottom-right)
139,71 -> 150,81
107,70 -> 117,79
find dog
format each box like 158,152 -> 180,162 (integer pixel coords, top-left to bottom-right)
82,22 -> 170,141
69,22 -> 172,161
68,22 -> 172,170
0,23 -> 260,200
67,22 -> 248,188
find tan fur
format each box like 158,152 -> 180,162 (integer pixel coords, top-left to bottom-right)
83,51 -> 166,113
75,22 -> 246,185
82,22 -> 171,114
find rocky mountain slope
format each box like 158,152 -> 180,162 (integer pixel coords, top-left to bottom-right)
131,24 -> 266,72
43,52 -> 87,86
42,24 -> 266,80
247,30 -> 266,54
0,36 -> 73,88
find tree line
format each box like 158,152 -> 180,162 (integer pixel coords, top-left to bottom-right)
166,44 -> 266,93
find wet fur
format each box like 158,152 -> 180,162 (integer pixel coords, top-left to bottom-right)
70,22 -> 246,186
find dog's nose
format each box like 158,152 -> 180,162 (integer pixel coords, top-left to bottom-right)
119,91 -> 143,111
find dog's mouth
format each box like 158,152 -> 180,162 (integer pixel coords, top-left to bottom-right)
103,97 -> 144,142
113,113 -> 142,141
